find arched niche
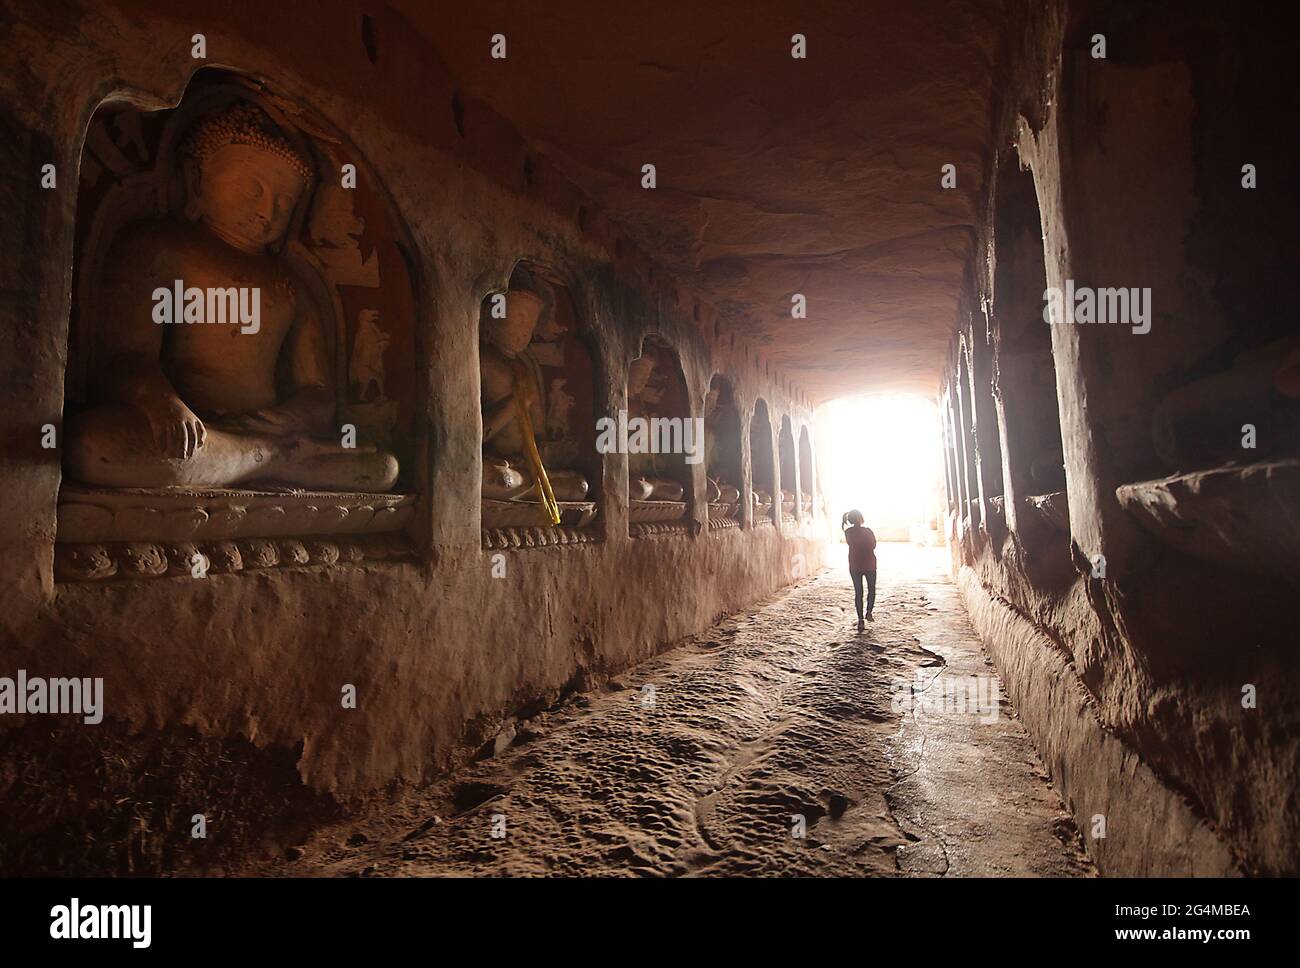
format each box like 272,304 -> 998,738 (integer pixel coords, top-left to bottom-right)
626,335 -> 693,535
55,68 -> 421,583
479,261 -> 600,544
991,150 -> 1067,543
778,415 -> 798,525
704,376 -> 742,525
798,425 -> 816,519
749,398 -> 776,526
970,326 -> 1006,496
955,347 -> 981,529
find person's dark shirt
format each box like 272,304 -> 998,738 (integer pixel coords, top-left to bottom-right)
845,525 -> 877,572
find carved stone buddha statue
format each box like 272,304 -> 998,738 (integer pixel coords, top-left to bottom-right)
64,104 -> 399,492
626,353 -> 685,503
480,289 -> 589,505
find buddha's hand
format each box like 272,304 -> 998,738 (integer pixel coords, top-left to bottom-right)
231,408 -> 301,436
141,393 -> 206,460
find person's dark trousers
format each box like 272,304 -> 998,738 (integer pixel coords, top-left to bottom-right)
851,569 -> 878,620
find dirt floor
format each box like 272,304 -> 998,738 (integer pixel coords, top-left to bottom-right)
252,544 -> 1094,877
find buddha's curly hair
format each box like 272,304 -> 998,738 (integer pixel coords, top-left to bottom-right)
181,103 -> 313,180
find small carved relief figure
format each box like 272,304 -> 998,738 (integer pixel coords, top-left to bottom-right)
64,103 -> 399,492
626,353 -> 685,503
307,175 -> 381,288
480,287 -> 589,503
546,377 -> 576,440
350,309 -> 389,403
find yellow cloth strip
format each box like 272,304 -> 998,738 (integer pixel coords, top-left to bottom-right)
512,378 -> 562,526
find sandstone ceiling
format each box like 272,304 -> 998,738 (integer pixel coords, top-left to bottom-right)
397,0 -> 1003,403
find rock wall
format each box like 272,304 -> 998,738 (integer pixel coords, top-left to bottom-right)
0,0 -> 825,872
944,0 -> 1299,876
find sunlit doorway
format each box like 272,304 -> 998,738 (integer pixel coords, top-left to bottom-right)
814,393 -> 946,552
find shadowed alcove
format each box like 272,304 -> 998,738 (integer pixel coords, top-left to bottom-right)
56,68 -> 421,582
989,150 -> 1068,567
479,261 -> 602,548
778,414 -> 797,526
704,375 -> 742,528
626,334 -> 693,537
748,398 -> 776,526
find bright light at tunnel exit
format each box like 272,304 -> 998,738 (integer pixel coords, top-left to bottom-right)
814,393 -> 946,543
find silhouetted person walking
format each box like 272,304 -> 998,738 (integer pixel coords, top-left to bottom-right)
842,509 -> 877,632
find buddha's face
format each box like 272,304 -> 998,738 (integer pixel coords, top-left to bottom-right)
533,305 -> 567,342
193,143 -> 306,251
488,291 -> 543,356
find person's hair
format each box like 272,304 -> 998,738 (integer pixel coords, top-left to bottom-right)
842,509 -> 864,529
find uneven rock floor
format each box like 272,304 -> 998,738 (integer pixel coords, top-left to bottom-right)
257,545 -> 1094,877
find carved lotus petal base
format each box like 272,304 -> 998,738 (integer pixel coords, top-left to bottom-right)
54,533 -> 415,582
480,526 -> 600,550
708,501 -> 739,524
627,499 -> 687,524
629,520 -> 692,538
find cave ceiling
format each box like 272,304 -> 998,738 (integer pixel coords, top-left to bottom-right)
396,0 -> 1003,403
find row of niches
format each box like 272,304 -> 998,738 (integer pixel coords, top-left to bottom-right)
53,71 -> 820,582
479,270 -> 818,547
948,147 -> 1300,585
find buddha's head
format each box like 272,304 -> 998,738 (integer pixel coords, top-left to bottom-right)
182,104 -> 313,252
531,294 -> 567,342
486,290 -> 545,356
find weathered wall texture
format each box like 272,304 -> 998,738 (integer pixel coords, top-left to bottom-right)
944,0 -> 1299,875
0,0 -> 824,871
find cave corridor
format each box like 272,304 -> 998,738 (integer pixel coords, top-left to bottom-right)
0,0 -> 1296,922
